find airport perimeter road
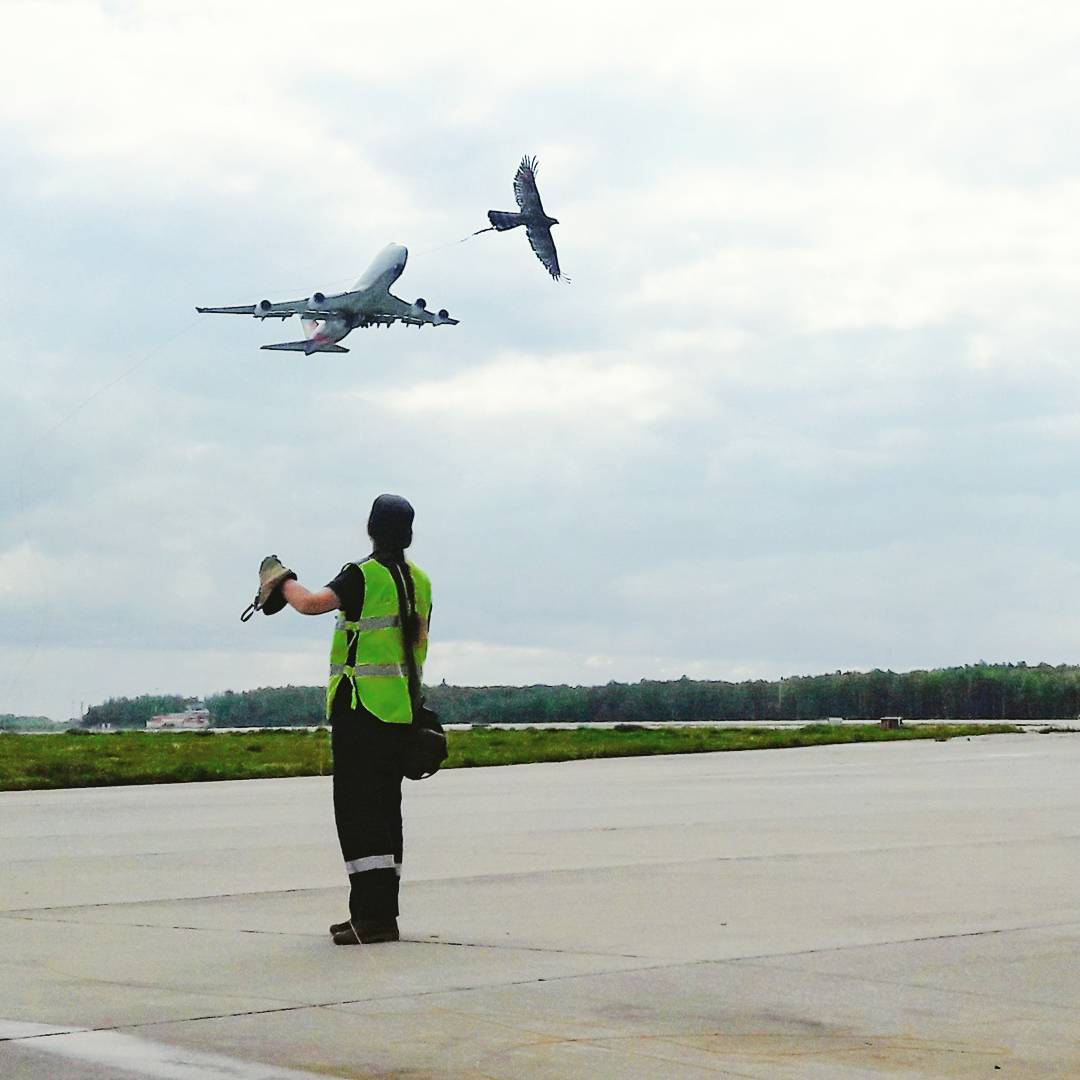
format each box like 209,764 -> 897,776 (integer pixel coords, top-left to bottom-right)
1,733 -> 1078,1078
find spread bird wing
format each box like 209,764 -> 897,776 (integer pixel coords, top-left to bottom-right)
525,223 -> 562,281
514,155 -> 545,215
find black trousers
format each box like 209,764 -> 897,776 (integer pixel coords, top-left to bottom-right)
331,712 -> 410,923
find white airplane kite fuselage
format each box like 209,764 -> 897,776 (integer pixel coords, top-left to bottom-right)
196,243 -> 458,354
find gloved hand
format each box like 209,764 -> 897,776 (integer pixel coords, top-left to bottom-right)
256,555 -> 297,615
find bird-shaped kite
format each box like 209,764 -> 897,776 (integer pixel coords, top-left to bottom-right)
485,156 -> 566,282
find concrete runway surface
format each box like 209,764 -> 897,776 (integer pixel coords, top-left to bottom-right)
1,732 -> 1078,1078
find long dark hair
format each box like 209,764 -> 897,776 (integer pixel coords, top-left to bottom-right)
382,549 -> 420,655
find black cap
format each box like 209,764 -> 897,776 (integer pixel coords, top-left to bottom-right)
368,494 -> 414,551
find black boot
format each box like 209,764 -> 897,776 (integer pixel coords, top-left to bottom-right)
333,918 -> 400,945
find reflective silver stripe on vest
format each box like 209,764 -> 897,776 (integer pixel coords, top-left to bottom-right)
344,853 -> 396,874
329,663 -> 406,678
336,615 -> 402,632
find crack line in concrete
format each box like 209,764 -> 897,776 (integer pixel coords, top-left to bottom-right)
0,885 -> 326,916
405,937 -> 650,959
0,913 -> 652,959
730,947 -> 1080,1014
724,917 -> 1080,966
5,829 -> 1079,919
0,914 -> 318,937
3,913 -> 1077,982
0,956 -> 687,1044
3,918 -> 1078,1049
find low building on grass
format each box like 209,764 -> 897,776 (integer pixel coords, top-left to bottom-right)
147,706 -> 210,731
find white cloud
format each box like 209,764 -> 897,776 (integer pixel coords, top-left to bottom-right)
632,171 -> 1080,334
345,351 -> 686,426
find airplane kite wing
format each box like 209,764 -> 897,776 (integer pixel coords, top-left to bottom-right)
371,293 -> 460,328
195,297 -> 338,320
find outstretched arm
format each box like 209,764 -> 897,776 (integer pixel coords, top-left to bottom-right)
282,579 -> 340,616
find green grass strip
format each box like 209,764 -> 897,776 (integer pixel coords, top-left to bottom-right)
0,724 -> 1023,792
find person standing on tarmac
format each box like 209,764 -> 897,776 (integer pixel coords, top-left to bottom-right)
258,494 -> 432,945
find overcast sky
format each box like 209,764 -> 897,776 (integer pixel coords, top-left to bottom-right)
3,1 -> 1080,720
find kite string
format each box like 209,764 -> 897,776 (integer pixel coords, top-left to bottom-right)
3,316 -> 204,716
259,225 -> 496,288
28,316 -> 203,451
411,226 -> 494,260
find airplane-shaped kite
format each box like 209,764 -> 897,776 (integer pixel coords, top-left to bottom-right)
196,243 -> 458,354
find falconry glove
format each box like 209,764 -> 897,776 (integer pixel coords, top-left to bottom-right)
240,555 -> 297,622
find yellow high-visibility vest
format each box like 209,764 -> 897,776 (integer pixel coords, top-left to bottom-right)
326,558 -> 431,723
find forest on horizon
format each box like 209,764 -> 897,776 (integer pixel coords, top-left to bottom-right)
55,662 -> 1080,731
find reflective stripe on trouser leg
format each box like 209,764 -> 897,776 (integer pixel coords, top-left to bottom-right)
344,853 -> 397,875
348,863 -> 399,923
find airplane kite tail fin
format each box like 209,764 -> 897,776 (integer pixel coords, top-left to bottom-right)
261,341 -> 349,354
487,210 -> 523,231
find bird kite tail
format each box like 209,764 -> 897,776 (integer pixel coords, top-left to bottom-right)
487,210 -> 524,231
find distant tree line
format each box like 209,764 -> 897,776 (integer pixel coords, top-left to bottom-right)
427,662 -> 1080,724
79,689 -> 324,729
0,714 -> 58,732
77,663 -> 1080,729
209,686 -> 323,728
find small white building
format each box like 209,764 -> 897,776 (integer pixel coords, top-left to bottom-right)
147,706 -> 210,731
